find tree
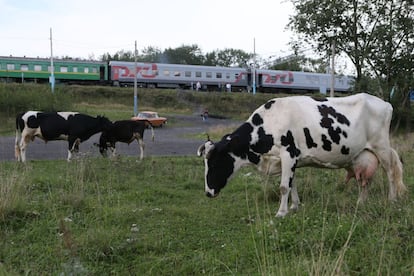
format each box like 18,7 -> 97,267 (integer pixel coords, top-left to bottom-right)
288,0 -> 413,95
162,44 -> 205,65
139,46 -> 162,63
203,49 -> 253,67
268,54 -> 327,72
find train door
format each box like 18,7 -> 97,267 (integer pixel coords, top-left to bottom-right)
99,65 -> 106,82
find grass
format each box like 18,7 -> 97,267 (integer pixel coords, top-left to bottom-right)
0,153 -> 413,275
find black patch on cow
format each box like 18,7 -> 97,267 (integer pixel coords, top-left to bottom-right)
318,104 -> 351,149
247,151 -> 260,164
289,177 -> 294,188
264,100 -> 275,109
341,145 -> 350,155
321,134 -> 332,151
328,126 -> 343,144
318,104 -> 350,126
303,128 -> 317,149
26,114 -> 41,129
252,113 -> 263,126
251,127 -> 274,154
281,130 -> 301,158
219,123 -> 253,159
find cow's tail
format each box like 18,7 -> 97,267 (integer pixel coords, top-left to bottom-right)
390,148 -> 407,198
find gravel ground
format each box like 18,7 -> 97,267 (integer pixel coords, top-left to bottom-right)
0,114 -> 240,162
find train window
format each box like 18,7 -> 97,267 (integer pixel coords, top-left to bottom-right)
21,64 -> 29,71
84,67 -> 89,73
185,71 -> 191,77
34,65 -> 42,71
174,71 -> 181,77
163,70 -> 170,76
73,67 -> 78,73
216,72 -> 222,79
60,66 -> 68,73
196,72 -> 202,78
92,67 -> 97,73
206,72 -> 212,78
7,64 -> 14,70
226,73 -> 230,79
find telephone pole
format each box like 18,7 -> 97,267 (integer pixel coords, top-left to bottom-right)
133,40 -> 138,116
49,28 -> 55,93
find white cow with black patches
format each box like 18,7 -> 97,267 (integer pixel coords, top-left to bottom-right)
197,93 -> 406,217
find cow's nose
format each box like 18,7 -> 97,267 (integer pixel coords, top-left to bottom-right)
206,191 -> 214,198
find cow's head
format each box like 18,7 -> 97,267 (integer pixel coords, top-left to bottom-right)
98,116 -> 113,131
197,135 -> 245,198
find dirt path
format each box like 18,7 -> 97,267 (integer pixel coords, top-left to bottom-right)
0,114 -> 240,161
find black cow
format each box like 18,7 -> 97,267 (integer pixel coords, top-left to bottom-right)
15,111 -> 112,162
95,120 -> 154,159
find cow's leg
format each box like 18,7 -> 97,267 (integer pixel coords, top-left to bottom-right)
15,129 -> 22,161
110,144 -> 117,158
67,138 -> 81,161
289,181 -> 300,211
276,153 -> 296,217
138,138 -> 145,160
19,133 -> 32,162
375,147 -> 406,200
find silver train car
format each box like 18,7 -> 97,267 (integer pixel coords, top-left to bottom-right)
109,61 -> 353,93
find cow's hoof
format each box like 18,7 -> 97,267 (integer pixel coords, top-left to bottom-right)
275,210 -> 288,218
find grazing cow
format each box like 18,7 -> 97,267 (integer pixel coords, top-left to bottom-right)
197,93 -> 406,217
96,120 -> 154,160
15,111 -> 112,162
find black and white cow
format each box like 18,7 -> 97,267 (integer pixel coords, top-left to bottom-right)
15,111 -> 112,162
197,93 -> 406,217
95,120 -> 154,159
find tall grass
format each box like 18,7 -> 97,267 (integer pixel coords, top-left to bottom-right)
0,154 -> 412,275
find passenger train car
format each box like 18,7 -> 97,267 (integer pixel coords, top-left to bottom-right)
0,56 -> 107,84
0,56 -> 353,93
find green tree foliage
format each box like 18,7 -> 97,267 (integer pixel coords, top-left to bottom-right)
162,44 -> 205,65
204,49 -> 253,67
288,0 -> 413,94
269,54 -> 327,72
139,46 -> 163,63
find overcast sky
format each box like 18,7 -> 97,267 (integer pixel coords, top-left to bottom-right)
0,0 -> 295,60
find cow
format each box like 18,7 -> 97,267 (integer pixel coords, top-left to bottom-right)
95,120 -> 154,160
197,93 -> 406,217
15,111 -> 112,162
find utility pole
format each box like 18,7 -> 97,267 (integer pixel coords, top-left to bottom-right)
252,38 -> 256,95
330,38 -> 335,97
133,40 -> 138,116
49,28 -> 55,93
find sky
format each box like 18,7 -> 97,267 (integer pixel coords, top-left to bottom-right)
0,0 -> 295,61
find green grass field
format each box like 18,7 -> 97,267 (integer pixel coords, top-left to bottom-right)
0,83 -> 413,275
1,151 -> 413,275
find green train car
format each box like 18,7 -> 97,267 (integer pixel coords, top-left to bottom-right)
0,56 -> 108,84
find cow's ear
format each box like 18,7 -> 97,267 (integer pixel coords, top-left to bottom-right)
197,144 -> 206,157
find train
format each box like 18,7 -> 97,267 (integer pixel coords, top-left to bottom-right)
0,56 -> 353,93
